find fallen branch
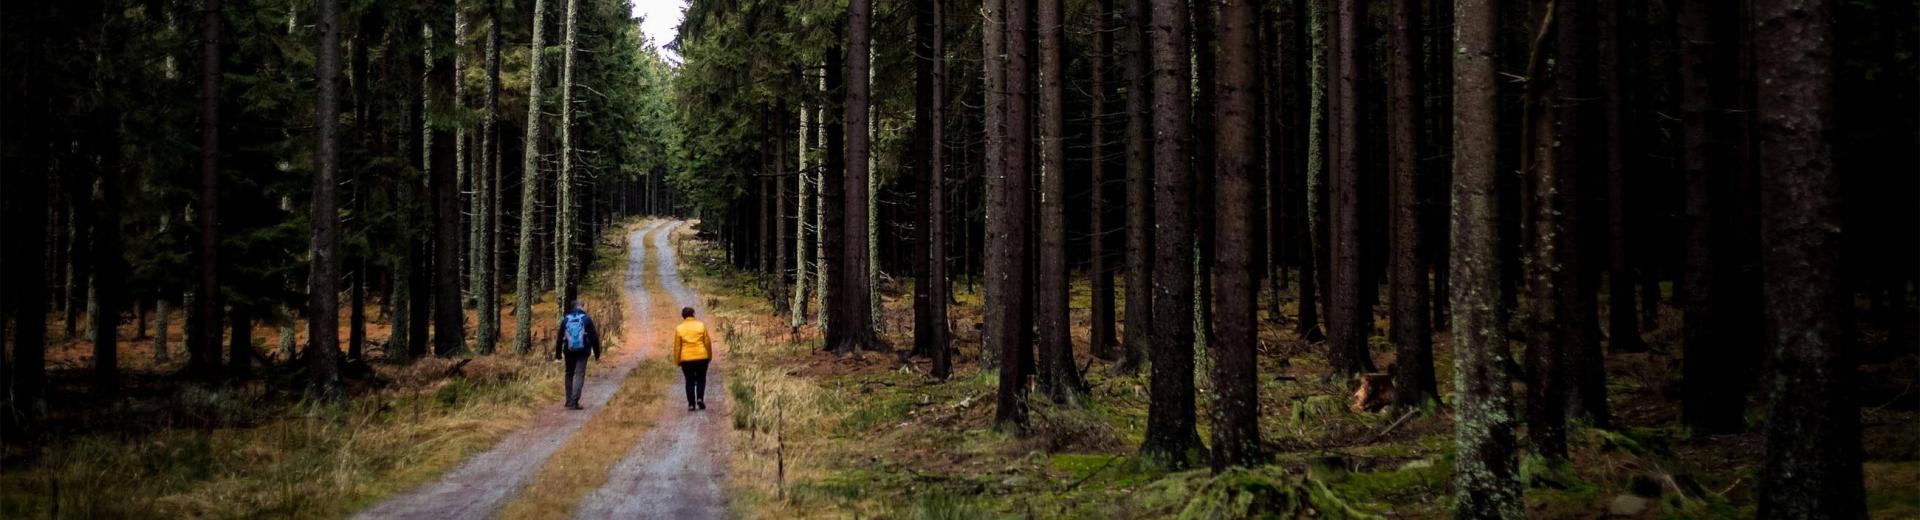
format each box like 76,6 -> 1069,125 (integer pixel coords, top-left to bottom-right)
1362,409 -> 1420,445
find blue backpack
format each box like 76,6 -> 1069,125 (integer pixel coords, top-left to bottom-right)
564,312 -> 590,352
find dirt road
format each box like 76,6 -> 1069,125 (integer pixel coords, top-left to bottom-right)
354,221 -> 729,519
353,221 -> 666,520
573,222 -> 730,519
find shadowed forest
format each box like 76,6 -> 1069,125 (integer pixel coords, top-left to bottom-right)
3,0 -> 1917,518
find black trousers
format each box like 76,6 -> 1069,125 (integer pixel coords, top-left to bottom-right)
680,359 -> 710,406
563,352 -> 590,406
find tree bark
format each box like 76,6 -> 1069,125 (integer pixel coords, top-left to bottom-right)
1140,0 -> 1202,468
1119,0 -> 1154,374
1300,0 -> 1329,342
1678,0 -> 1748,435
928,0 -> 951,380
835,0 -> 878,354
989,0 -> 1035,430
477,0 -> 502,354
515,0 -> 550,353
1752,0 -> 1865,516
1209,0 -> 1262,471
194,0 -> 225,382
1388,0 -> 1436,408
1326,0 -> 1374,379
1451,0 -> 1523,514
1036,0 -> 1082,402
913,0 -> 938,358
1598,0 -> 1642,355
309,0 -> 345,401
1089,0 -> 1118,361
556,0 -> 579,307
228,305 -> 252,379
1552,0 -> 1609,427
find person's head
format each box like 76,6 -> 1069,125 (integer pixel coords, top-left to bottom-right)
572,299 -> 586,312
682,307 -> 696,319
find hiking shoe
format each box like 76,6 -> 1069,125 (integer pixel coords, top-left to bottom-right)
566,403 -> 583,410
688,404 -> 698,411
698,400 -> 707,410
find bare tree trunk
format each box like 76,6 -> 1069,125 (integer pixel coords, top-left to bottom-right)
1140,0 -> 1201,468
555,0 -> 580,307
477,0 -> 501,354
794,100 -> 813,329
194,0 -> 225,382
1119,0 -> 1154,375
1089,0 -> 1117,361
1599,0 -> 1643,355
1036,0 -> 1082,402
1388,0 -> 1436,408
1450,0 -> 1522,513
1299,0 -> 1329,342
229,305 -> 252,378
1326,0 -> 1374,379
515,0 -> 550,353
1209,0 -> 1261,471
913,0 -> 938,359
1552,0 -> 1609,427
835,0 -> 878,354
1752,0 -> 1864,516
309,0 -> 345,401
991,0 -> 1037,429
928,0 -> 951,379
982,0 -> 1011,373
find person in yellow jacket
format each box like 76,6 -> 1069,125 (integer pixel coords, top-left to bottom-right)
672,307 -> 714,411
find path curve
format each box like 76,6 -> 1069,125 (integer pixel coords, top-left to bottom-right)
353,221 -> 664,520
574,221 -> 731,519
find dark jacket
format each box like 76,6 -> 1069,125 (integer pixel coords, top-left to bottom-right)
555,309 -> 603,360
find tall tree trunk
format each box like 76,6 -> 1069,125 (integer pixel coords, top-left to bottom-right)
194,0 -> 225,382
1191,0 -> 1217,353
1299,0 -> 1329,342
309,0 -> 346,401
835,0 -> 878,354
514,0 -> 550,353
91,126 -> 124,393
433,27 -> 465,358
1119,0 -> 1154,374
913,0 -> 938,359
1140,0 -> 1201,468
821,50 -> 843,337
1678,0 -> 1747,435
477,0 -> 501,354
1036,0 -> 1081,402
555,0 -> 579,307
457,0 -> 477,310
1552,0 -> 1609,427
1089,0 -> 1117,361
1326,0 -> 1374,379
794,100 -> 813,329
991,0 -> 1037,429
1753,0 -> 1864,516
1209,0 -> 1261,471
982,0 -> 1011,373
775,108 -> 791,310
1388,0 -> 1436,408
1598,0 -> 1642,355
1451,0 -> 1523,513
928,0 -> 951,379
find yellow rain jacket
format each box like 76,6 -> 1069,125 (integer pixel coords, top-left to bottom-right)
673,318 -> 713,364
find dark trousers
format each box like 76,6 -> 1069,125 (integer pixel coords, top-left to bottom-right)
680,359 -> 710,406
564,353 -> 590,406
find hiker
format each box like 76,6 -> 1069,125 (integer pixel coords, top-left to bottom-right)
555,300 -> 603,410
673,307 -> 713,411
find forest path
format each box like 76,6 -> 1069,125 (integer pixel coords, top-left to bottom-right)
352,220 -> 666,520
573,221 -> 731,519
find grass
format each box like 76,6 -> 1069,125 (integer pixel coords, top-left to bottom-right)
676,227 -> 1920,519
0,219 -> 648,519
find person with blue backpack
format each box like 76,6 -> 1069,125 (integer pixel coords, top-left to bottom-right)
555,299 -> 603,410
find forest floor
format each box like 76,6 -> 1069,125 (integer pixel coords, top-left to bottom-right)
0,220 -> 650,518
682,240 -> 1920,519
